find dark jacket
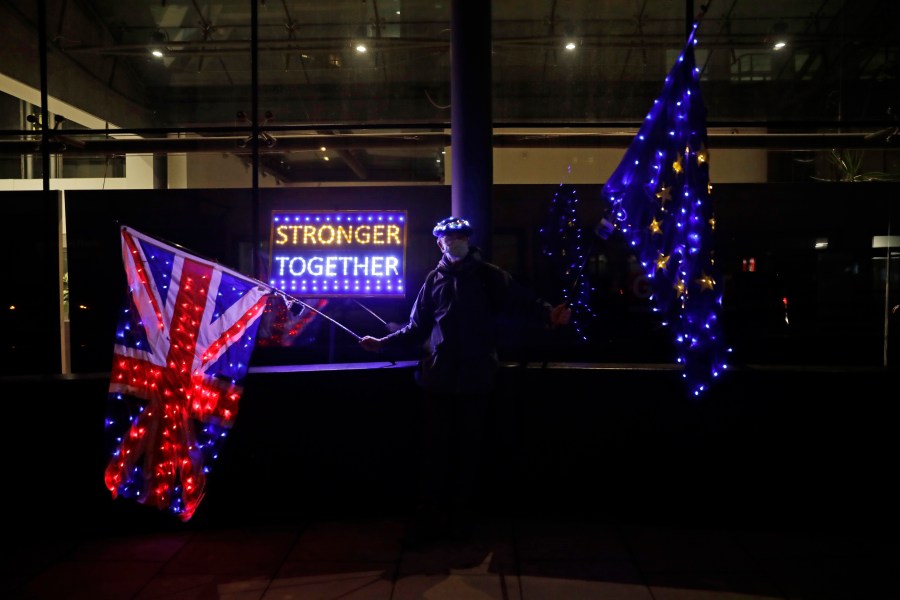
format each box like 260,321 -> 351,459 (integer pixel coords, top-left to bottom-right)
381,247 -> 553,393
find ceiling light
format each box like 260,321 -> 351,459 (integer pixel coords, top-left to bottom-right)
771,21 -> 788,51
150,30 -> 167,58
562,22 -> 578,52
353,24 -> 369,54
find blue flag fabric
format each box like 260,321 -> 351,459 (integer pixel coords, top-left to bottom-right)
601,23 -> 728,396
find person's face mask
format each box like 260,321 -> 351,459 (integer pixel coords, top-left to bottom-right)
441,237 -> 469,259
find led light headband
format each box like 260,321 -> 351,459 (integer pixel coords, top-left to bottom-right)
432,216 -> 473,237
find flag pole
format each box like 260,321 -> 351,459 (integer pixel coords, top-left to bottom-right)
353,299 -> 389,326
285,296 -> 363,341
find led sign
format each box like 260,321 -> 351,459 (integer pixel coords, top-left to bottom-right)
268,210 -> 407,297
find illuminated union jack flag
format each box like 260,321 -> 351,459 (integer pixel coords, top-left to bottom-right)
104,226 -> 271,521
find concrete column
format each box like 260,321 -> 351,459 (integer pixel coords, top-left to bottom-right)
451,0 -> 492,259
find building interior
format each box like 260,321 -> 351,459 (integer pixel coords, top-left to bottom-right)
3,1 -> 899,598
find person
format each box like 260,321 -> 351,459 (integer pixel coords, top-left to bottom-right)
359,216 -> 571,544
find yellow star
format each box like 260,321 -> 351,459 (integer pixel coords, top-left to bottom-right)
649,218 -> 663,234
696,272 -> 716,291
672,153 -> 683,174
696,143 -> 708,165
707,182 -> 714,195
656,253 -> 670,271
708,216 -> 716,231
655,185 -> 671,207
674,279 -> 687,296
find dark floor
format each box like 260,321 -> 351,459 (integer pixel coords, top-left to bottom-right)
10,492 -> 899,600
9,363 -> 899,599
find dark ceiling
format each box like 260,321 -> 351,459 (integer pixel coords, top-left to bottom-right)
2,0 -> 898,182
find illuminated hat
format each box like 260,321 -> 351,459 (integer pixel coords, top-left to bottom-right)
432,216 -> 473,237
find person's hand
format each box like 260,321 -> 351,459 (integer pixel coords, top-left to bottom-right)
549,303 -> 572,327
359,335 -> 384,352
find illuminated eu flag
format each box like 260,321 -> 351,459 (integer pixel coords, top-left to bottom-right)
601,22 -> 729,397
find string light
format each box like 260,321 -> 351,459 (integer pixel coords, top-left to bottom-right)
105,228 -> 270,521
540,172 -> 597,342
270,211 -> 406,297
599,22 -> 730,397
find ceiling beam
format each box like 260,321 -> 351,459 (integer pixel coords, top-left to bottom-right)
0,130 -> 895,155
